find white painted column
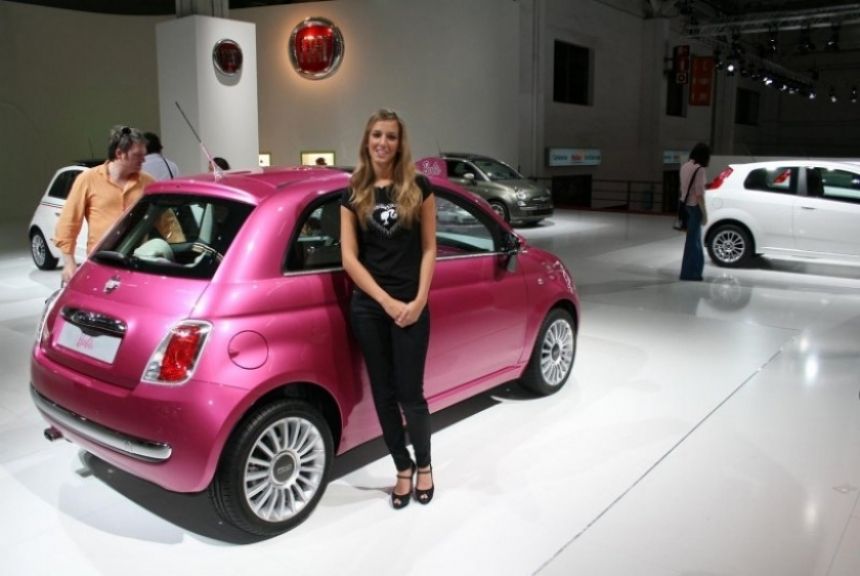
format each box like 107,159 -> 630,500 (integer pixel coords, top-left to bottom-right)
155,15 -> 259,174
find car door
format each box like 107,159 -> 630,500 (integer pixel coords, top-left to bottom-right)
794,166 -> 860,256
423,190 -> 528,401
738,166 -> 798,251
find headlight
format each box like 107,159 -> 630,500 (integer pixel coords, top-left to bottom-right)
515,191 -> 528,200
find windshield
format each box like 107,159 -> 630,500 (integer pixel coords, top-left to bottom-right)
473,158 -> 523,181
92,194 -> 254,279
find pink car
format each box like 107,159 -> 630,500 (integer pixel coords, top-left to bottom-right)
31,166 -> 579,537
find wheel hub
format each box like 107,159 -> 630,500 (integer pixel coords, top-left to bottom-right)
272,452 -> 297,484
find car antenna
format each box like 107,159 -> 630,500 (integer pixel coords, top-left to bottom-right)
174,101 -> 221,177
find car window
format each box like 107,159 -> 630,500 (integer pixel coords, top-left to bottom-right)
743,167 -> 796,194
286,190 -> 497,271
47,170 -> 82,200
435,195 -> 494,255
446,160 -> 476,179
809,167 -> 860,203
287,197 -> 342,272
471,158 -> 522,181
92,194 -> 254,279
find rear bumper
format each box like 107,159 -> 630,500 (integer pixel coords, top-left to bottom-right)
31,386 -> 172,462
30,347 -> 248,493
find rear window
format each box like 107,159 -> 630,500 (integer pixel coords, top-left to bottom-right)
92,194 -> 254,279
47,170 -> 83,200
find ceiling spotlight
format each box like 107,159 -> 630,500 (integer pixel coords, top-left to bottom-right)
726,61 -> 736,76
763,74 -> 773,86
830,87 -> 838,103
799,24 -> 816,53
826,24 -> 840,52
767,26 -> 778,55
851,86 -> 858,104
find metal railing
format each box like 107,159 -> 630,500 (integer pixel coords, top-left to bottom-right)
531,177 -> 676,214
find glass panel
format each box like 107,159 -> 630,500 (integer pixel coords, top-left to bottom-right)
47,170 -> 81,200
743,167 -> 796,194
435,196 -> 494,254
289,198 -> 342,271
818,168 -> 860,202
92,194 -> 254,279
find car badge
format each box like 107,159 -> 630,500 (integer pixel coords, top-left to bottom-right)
103,275 -> 121,294
289,17 -> 345,80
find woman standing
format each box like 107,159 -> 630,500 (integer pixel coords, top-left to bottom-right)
679,142 -> 711,281
340,109 -> 437,509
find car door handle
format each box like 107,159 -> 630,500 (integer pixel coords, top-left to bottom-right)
800,206 -> 816,210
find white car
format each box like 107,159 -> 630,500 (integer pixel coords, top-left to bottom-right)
704,159 -> 860,267
28,163 -> 97,269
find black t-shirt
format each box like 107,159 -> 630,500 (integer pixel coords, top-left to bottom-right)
341,175 -> 433,301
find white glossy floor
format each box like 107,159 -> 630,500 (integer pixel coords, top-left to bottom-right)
2,210 -> 860,576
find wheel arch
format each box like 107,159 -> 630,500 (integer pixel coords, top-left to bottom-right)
705,218 -> 756,254
249,382 -> 343,451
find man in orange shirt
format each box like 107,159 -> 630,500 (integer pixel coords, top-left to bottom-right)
54,125 -> 184,284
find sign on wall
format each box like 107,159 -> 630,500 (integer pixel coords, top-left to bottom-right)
663,150 -> 688,164
689,56 -> 715,106
289,17 -> 345,80
673,45 -> 690,85
547,148 -> 601,167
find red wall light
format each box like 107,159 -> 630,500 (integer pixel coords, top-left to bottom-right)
289,17 -> 344,80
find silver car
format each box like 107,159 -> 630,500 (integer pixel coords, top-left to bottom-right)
442,153 -> 553,225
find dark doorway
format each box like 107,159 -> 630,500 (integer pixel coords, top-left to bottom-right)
552,175 -> 592,208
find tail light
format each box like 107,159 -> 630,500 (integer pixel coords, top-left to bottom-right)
36,288 -> 63,348
707,167 -> 733,190
142,321 -> 212,385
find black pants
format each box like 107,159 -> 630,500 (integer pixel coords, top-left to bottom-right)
350,292 -> 431,471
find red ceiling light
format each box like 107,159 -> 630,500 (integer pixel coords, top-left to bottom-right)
289,17 -> 344,80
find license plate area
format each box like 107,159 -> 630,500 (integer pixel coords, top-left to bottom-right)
56,321 -> 121,364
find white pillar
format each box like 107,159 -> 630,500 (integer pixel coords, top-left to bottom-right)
155,15 -> 259,174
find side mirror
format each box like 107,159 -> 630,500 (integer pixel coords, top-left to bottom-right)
501,232 -> 521,272
463,173 -> 476,185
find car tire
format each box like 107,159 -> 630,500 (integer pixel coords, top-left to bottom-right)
489,201 -> 510,222
30,229 -> 59,270
520,308 -> 576,396
707,223 -> 753,268
210,399 -> 333,537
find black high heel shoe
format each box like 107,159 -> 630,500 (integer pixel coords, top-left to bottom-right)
391,463 -> 415,510
415,466 -> 434,505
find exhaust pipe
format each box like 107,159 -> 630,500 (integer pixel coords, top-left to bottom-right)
44,426 -> 63,441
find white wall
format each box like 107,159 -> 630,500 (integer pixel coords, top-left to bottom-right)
0,2 -> 167,229
235,0 -> 520,169
156,16 -> 259,172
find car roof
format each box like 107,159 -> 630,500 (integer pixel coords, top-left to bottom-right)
441,152 -> 495,162
145,165 -> 352,205
728,159 -> 860,171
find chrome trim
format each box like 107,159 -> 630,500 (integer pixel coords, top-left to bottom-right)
30,386 -> 172,462
61,307 -> 127,336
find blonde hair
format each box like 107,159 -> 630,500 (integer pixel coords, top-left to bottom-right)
348,109 -> 422,228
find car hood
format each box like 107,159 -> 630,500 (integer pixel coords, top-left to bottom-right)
40,260 -> 210,390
